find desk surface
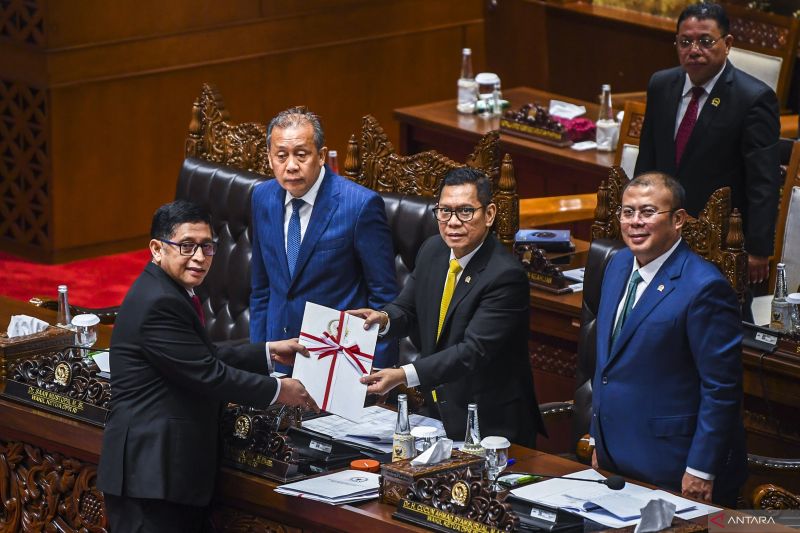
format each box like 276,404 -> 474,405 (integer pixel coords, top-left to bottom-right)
394,87 -> 616,175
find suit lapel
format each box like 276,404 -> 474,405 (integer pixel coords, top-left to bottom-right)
289,169 -> 339,288
422,242 -> 450,351
679,62 -> 732,170
597,251 -> 631,371
437,237 -> 494,347
662,70 -> 685,168
269,184 -> 292,283
606,242 -> 688,367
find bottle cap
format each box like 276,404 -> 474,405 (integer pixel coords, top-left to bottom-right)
58,285 -> 68,292
602,84 -> 611,91
72,314 -> 100,327
480,436 -> 510,450
410,426 -> 440,438
462,48 -> 472,55
475,72 -> 500,85
777,263 -> 786,269
350,459 -> 380,473
328,150 -> 337,157
787,293 -> 800,304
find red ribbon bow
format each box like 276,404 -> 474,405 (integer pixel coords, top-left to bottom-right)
299,311 -> 374,410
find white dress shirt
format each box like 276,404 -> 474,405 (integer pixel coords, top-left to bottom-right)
400,240 -> 485,388
673,62 -> 726,138
283,166 -> 326,252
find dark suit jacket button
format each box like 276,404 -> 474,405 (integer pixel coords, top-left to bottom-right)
602,376 -> 608,385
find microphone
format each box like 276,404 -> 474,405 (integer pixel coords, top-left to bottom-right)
512,472 -> 626,490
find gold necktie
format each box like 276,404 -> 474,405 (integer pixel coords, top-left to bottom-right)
437,259 -> 462,341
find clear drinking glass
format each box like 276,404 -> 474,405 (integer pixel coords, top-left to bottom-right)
72,314 -> 100,363
411,426 -> 441,454
481,436 -> 511,490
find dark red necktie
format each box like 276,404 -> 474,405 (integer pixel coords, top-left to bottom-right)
675,86 -> 705,165
191,294 -> 206,326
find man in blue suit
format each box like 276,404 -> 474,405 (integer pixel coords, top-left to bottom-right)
590,172 -> 746,506
250,107 -> 398,370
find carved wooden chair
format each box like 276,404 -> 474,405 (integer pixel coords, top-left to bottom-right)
614,100 -> 646,180
343,114 -> 519,248
726,4 -> 800,113
768,140 -> 800,294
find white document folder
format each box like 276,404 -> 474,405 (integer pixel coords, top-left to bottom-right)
293,302 -> 378,421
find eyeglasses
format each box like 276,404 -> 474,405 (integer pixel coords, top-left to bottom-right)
616,207 -> 676,222
161,239 -> 218,256
432,205 -> 485,222
674,36 -> 723,50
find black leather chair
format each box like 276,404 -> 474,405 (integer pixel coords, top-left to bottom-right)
175,157 -> 266,342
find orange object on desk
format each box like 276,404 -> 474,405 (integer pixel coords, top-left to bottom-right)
351,459 -> 380,473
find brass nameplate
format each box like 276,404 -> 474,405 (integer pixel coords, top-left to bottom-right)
394,499 -> 505,533
222,443 -> 301,482
500,119 -> 572,147
3,380 -> 108,426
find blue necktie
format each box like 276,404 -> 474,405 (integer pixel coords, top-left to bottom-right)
287,198 -> 304,277
611,270 -> 642,345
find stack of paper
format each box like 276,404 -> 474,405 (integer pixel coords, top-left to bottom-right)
510,469 -> 720,529
302,405 -> 445,453
275,469 -> 380,505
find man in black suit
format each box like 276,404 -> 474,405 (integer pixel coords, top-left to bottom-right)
634,2 -> 781,285
352,168 -> 544,447
97,200 -> 316,533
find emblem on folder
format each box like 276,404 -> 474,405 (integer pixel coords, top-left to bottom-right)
54,362 -> 72,387
657,284 -> 665,292
711,97 -> 720,107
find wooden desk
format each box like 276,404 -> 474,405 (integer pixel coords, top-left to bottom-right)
395,87 -> 615,201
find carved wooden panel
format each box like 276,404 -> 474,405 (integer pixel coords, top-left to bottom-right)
185,84 -> 272,177
529,339 -> 577,379
730,15 -> 791,50
0,0 -> 44,46
344,114 -> 519,247
0,78 -> 51,250
0,439 -> 107,532
208,506 -> 301,533
625,112 -> 644,140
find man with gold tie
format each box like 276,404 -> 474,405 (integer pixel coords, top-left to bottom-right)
351,167 -> 545,447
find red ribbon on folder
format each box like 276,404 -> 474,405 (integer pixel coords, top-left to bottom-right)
299,311 -> 374,411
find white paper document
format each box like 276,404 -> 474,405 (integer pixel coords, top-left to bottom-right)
301,405 -> 445,453
293,303 -> 378,421
511,469 -> 720,528
275,469 -> 380,504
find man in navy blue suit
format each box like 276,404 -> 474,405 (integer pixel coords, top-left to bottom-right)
590,172 -> 746,507
250,107 -> 398,370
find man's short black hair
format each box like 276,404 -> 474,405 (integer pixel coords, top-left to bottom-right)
150,200 -> 213,241
677,2 -> 729,36
626,171 -> 686,211
438,167 -> 493,207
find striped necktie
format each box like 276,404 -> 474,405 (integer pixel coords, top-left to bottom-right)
437,259 -> 462,341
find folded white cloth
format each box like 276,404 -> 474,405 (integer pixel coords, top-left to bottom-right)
411,438 -> 453,466
7,315 -> 50,338
549,100 -> 586,120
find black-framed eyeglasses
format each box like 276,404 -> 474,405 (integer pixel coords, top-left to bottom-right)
432,205 -> 485,222
161,239 -> 218,256
674,36 -> 724,50
616,207 -> 677,222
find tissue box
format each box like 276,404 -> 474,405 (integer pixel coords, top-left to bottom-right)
380,449 -> 484,505
0,326 -> 73,382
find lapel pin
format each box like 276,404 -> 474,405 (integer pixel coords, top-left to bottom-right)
465,276 -> 472,284
711,97 -> 720,107
657,284 -> 665,292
